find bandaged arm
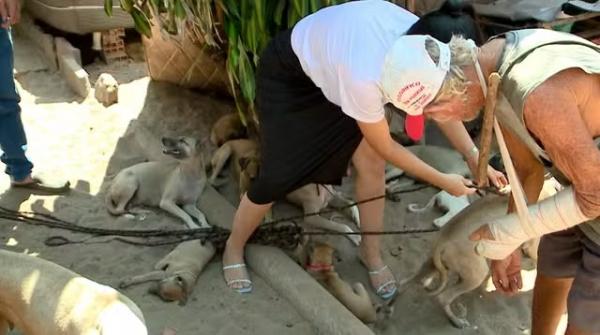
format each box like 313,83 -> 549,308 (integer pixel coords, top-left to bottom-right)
475,186 -> 593,260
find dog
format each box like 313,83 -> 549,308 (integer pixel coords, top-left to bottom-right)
119,240 -> 216,305
286,184 -> 361,246
209,113 -> 246,147
105,136 -> 210,229
305,241 -> 377,324
209,138 -> 259,197
0,249 -> 147,335
402,179 -> 559,328
407,190 -> 474,228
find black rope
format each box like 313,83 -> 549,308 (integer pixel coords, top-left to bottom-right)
0,184 -> 439,248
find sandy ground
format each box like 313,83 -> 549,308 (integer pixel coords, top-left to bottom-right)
0,31 -> 565,335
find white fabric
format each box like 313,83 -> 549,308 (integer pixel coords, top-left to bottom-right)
380,35 -> 450,116
291,0 -> 418,123
475,187 -> 592,260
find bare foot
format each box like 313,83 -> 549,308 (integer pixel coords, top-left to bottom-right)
161,327 -> 177,335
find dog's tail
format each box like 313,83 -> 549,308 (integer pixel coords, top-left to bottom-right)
407,193 -> 437,213
427,242 -> 449,296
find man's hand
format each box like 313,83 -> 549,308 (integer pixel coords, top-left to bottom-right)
465,154 -> 508,189
1,0 -> 20,28
490,250 -> 523,295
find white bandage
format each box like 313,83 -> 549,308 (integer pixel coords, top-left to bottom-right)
475,186 -> 592,259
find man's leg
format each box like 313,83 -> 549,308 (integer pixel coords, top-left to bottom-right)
351,138 -> 396,298
564,236 -> 600,335
0,27 -> 33,182
533,228 -> 584,335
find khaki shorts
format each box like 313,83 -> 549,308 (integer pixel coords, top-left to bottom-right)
538,227 -> 600,332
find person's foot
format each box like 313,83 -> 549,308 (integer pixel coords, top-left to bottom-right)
11,175 -> 70,194
359,250 -> 397,300
222,243 -> 252,293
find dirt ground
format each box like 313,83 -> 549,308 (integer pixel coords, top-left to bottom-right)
0,31 -> 566,335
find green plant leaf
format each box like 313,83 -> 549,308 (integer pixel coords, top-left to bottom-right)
104,0 -> 113,16
132,7 -> 152,37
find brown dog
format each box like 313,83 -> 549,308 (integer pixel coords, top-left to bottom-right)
210,113 -> 246,147
119,240 -> 216,305
306,241 -> 377,324
209,139 -> 259,197
0,249 -> 147,335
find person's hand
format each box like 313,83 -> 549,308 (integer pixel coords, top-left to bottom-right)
465,154 -> 508,189
489,250 -> 523,295
486,165 -> 508,189
440,173 -> 476,197
0,0 -> 20,28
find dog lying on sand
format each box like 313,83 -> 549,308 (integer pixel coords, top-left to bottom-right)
105,136 -> 210,229
119,240 -> 216,305
210,113 -> 246,147
0,249 -> 147,335
209,138 -> 259,197
306,241 -> 377,323
286,184 -> 361,246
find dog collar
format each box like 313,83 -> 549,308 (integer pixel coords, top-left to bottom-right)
306,263 -> 334,272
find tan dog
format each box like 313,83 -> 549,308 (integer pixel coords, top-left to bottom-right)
402,179 -> 559,328
119,240 -> 216,305
286,184 -> 361,246
209,138 -> 259,197
105,136 -> 209,229
0,249 -> 147,335
209,113 -> 246,147
306,241 -> 377,324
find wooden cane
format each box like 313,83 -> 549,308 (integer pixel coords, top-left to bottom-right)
476,72 -> 501,187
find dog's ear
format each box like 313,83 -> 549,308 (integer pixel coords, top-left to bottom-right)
176,275 -> 189,306
238,156 -> 250,170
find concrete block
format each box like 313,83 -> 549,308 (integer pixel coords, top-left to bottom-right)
59,56 -> 91,98
55,37 -> 82,66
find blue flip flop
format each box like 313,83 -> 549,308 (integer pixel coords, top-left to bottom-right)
223,263 -> 253,294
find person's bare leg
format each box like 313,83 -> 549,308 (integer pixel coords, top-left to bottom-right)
532,273 -> 573,335
222,193 -> 273,290
351,139 -> 394,296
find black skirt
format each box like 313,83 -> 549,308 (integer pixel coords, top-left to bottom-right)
247,30 -> 363,204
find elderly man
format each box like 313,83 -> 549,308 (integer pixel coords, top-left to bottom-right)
384,29 -> 599,334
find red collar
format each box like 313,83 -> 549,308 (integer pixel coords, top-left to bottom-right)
306,263 -> 334,272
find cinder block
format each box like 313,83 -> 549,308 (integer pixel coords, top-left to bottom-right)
55,37 -> 82,67
59,56 -> 91,97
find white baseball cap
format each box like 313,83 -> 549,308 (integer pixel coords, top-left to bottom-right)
381,35 -> 451,141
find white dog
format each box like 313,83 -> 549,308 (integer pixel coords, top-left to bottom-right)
0,249 -> 147,335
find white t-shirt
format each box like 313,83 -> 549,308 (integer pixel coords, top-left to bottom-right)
291,0 -> 418,123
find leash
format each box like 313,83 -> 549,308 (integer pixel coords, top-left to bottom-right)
0,182 -> 496,248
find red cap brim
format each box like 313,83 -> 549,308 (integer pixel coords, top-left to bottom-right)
405,114 -> 425,141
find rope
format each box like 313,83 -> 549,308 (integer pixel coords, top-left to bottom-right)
0,184 -> 442,247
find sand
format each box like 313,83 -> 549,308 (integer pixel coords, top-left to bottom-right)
0,32 -> 566,335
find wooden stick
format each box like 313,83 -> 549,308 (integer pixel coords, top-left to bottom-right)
477,72 -> 501,187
